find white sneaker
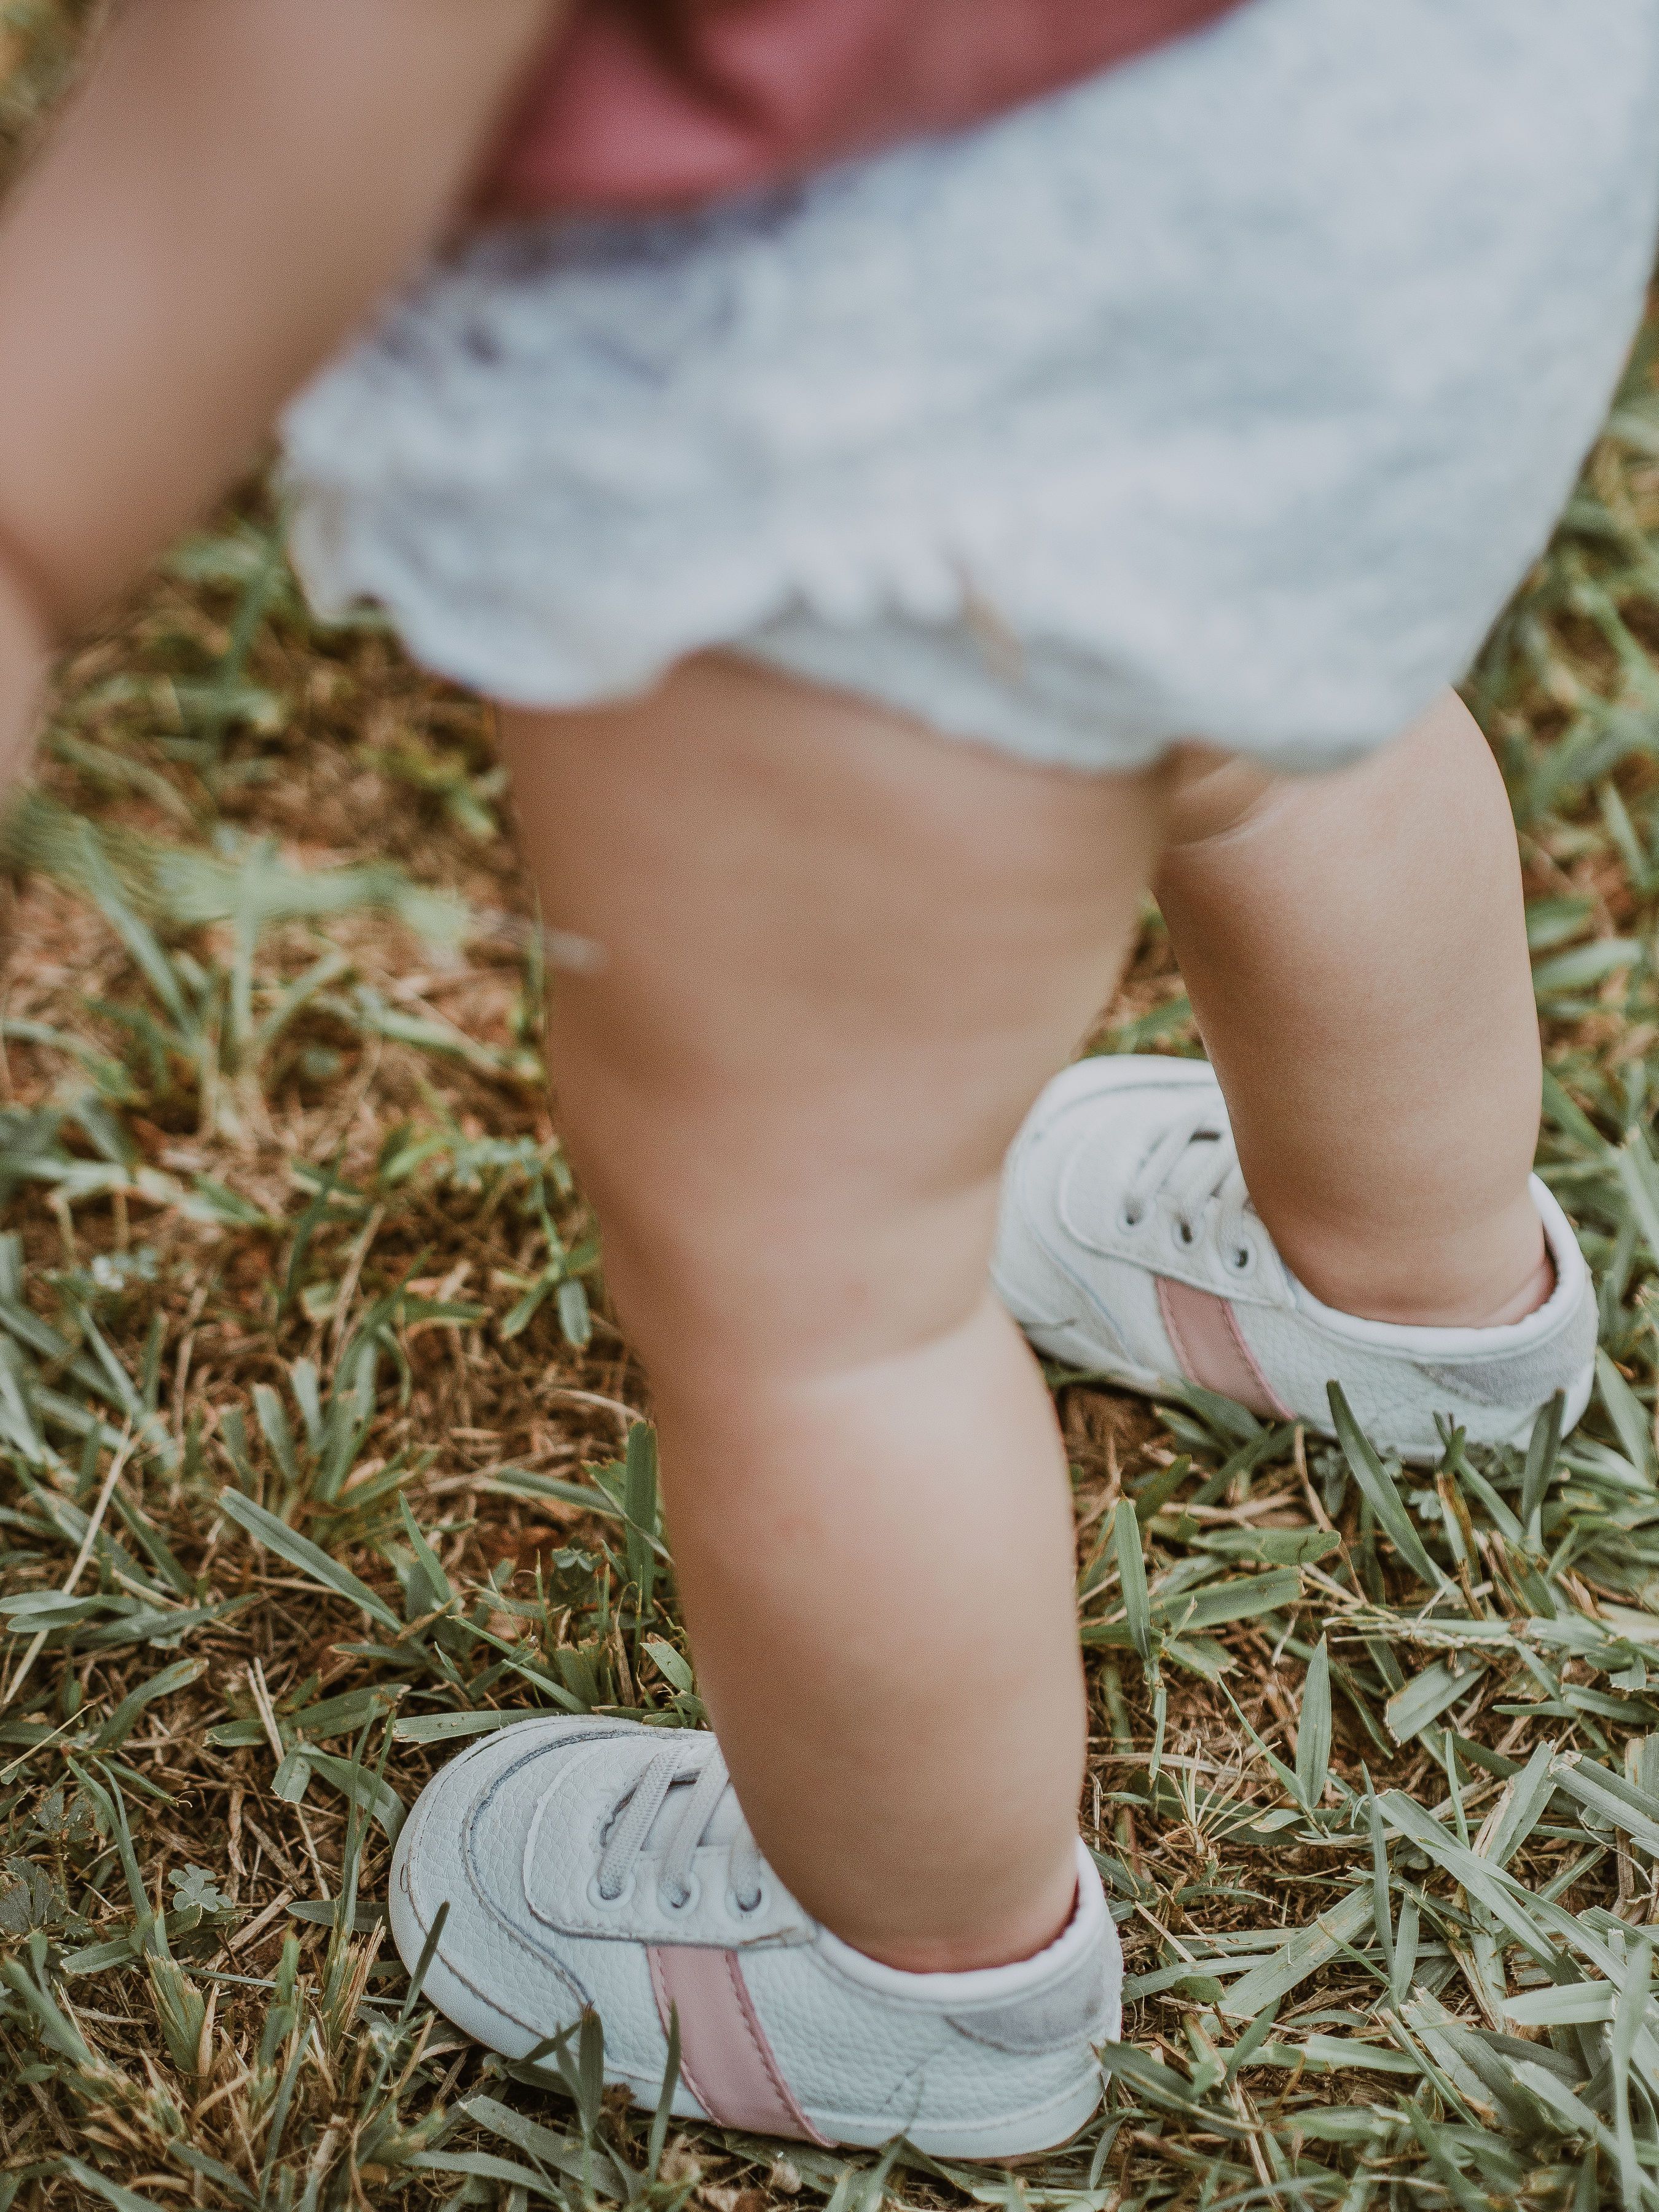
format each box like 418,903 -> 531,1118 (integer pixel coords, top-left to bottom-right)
993,1056 -> 1596,1466
390,1716 -> 1121,2157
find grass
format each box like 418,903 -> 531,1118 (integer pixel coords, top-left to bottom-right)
10,13 -> 1659,2212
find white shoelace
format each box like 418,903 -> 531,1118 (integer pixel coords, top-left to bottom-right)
595,1739 -> 766,1916
1118,1099 -> 1260,1279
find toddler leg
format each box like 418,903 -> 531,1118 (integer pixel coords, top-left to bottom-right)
500,657 -> 1169,1972
1156,690 -> 1545,1327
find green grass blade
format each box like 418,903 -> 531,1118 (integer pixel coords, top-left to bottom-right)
1521,1391 -> 1566,1546
216,1489 -> 401,1631
1115,1500 -> 1154,1671
57,2162 -> 171,2212
87,1656 -> 204,1754
623,1420 -> 659,1623
398,1493 -> 453,1611
1217,1889 -> 1371,2017
1296,1639 -> 1332,1811
1328,1384 -> 1445,1588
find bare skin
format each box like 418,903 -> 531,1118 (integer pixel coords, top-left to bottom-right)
1158,692 -> 1547,1327
0,0 -> 563,635
0,1 -> 1549,1975
498,655 -> 1547,1971
500,661 -> 1172,1971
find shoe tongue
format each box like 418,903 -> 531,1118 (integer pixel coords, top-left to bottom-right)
641,1772 -> 743,1855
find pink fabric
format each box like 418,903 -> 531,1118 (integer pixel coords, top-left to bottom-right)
648,1944 -> 829,2143
1155,1277 -> 1290,1422
480,0 -> 1245,216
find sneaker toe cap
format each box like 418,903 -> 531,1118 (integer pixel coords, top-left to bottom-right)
390,1716 -> 606,2057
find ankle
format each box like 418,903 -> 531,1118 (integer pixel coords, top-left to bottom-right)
1468,1243 -> 1555,1327
844,1863 -> 1080,1976
1288,1206 -> 1553,1330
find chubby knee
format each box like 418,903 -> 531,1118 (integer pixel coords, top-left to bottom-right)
595,1163 -> 1002,1386
550,996 -> 1022,1380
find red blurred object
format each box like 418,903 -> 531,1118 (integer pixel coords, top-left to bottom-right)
481,0 -> 1245,216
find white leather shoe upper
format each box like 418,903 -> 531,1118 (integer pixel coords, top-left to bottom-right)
391,1716 -> 1121,2157
994,1055 -> 1597,1464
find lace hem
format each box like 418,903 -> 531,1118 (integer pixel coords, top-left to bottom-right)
282,0 -> 1659,766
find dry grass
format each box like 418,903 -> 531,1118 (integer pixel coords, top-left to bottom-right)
8,9 -> 1659,2211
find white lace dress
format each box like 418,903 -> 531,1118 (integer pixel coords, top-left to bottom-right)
282,0 -> 1659,774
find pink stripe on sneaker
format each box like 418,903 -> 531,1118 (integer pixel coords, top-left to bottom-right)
1156,1278 -> 1290,1421
648,1946 -> 828,2143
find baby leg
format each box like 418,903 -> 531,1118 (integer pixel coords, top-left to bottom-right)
499,657 -> 1168,1972
1156,689 -> 1545,1328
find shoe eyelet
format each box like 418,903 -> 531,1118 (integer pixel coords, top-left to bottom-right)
1118,1205 -> 1143,1232
659,1875 -> 702,1916
1230,1245 -> 1253,1274
730,1886 -> 765,1918
1176,1220 -> 1195,1246
586,1872 -> 633,1912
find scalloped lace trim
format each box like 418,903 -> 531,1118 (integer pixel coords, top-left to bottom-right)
282,0 -> 1659,767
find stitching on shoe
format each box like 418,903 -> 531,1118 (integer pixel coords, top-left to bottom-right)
718,1947 -> 826,2139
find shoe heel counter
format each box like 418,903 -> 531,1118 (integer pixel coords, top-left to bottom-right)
944,1941 -> 1116,2057
1411,1269 -> 1598,1418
